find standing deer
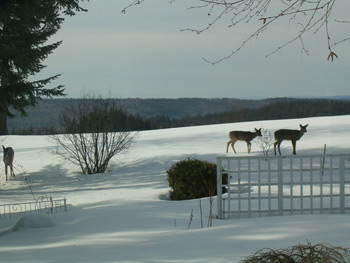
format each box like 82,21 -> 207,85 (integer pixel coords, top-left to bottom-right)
274,124 -> 308,155
226,128 -> 262,154
3,146 -> 15,181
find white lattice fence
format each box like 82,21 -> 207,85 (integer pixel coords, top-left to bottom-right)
216,154 -> 350,219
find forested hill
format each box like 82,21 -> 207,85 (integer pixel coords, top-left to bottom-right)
7,97 -> 280,132
159,99 -> 350,128
7,97 -> 350,134
109,98 -> 275,117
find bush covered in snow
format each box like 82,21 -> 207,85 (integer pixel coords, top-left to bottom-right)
167,158 -> 217,200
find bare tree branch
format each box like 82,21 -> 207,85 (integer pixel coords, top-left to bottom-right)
124,0 -> 348,63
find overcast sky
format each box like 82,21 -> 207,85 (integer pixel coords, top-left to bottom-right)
37,0 -> 350,99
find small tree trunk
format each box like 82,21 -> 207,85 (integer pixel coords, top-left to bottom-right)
0,109 -> 8,135
1,72 -> 9,135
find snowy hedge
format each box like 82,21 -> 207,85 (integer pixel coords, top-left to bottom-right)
167,158 -> 218,200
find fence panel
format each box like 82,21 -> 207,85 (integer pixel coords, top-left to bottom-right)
0,197 -> 67,219
217,154 -> 350,219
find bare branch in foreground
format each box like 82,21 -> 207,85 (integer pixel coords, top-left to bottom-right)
124,0 -> 348,63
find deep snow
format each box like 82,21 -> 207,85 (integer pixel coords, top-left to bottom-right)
0,115 -> 349,263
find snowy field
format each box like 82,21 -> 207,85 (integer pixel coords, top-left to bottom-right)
0,115 -> 350,263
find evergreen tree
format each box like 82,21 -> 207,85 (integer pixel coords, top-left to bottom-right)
0,0 -> 87,135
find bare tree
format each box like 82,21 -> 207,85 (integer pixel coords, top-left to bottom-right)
257,128 -> 274,156
123,0 -> 348,63
50,95 -> 137,174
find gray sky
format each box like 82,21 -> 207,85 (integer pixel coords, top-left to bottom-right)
37,0 -> 350,99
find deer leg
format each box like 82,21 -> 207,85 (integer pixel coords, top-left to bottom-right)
292,140 -> 297,155
247,141 -> 251,153
231,141 -> 237,154
226,141 -> 231,153
10,164 -> 15,177
5,165 -> 8,181
277,142 -> 282,155
274,141 -> 278,155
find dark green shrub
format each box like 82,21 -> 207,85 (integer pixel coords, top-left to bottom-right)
167,158 -> 218,200
239,242 -> 350,263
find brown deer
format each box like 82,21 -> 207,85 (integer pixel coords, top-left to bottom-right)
274,124 -> 308,155
3,146 -> 15,181
226,128 -> 262,154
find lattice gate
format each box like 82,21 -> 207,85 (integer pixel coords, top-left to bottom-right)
216,154 -> 350,219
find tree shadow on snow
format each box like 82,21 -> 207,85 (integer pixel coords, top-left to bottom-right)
3,152 -> 220,200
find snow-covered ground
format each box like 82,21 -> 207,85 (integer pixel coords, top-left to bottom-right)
0,115 -> 349,263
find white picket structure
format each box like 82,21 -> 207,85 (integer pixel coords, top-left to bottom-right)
216,154 -> 350,219
0,197 -> 67,219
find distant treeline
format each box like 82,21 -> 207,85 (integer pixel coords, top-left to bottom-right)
9,99 -> 350,135
10,108 -> 148,135
159,99 -> 350,128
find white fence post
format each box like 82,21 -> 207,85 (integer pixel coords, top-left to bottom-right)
278,156 -> 284,216
340,155 -> 345,214
217,157 -> 223,219
227,158 -> 231,219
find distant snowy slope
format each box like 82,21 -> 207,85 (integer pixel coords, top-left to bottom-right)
0,115 -> 349,263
